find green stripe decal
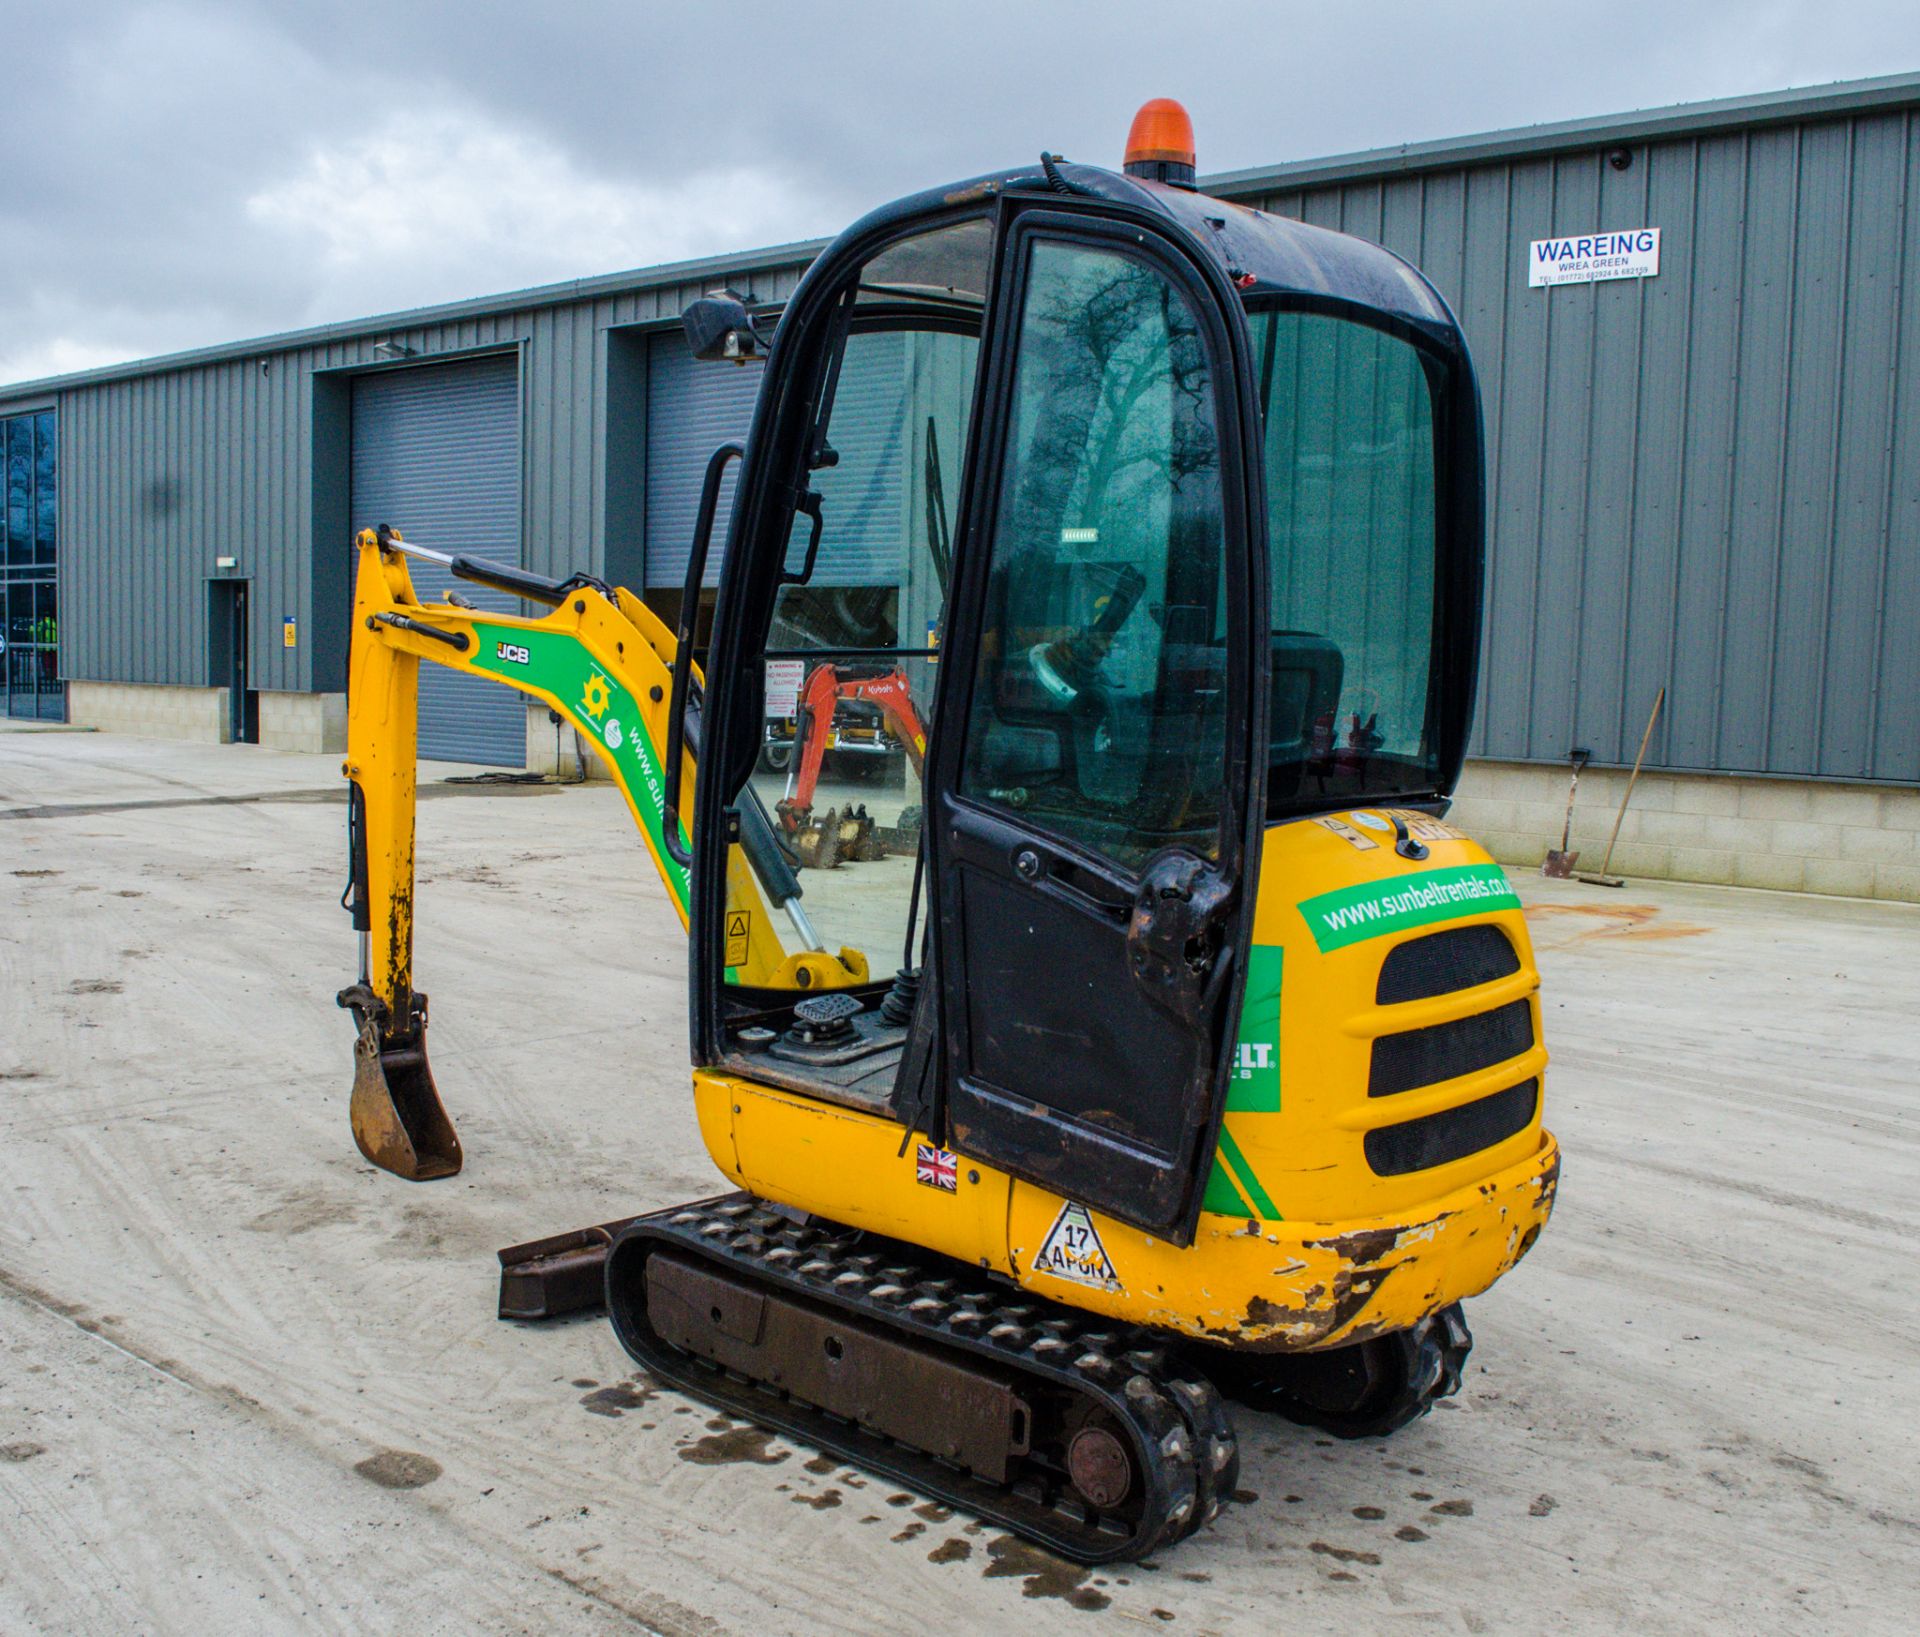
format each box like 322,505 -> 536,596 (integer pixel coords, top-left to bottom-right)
1216,1125 -> 1282,1220
470,625 -> 690,915
1201,1153 -> 1255,1217
1226,944 -> 1282,1112
1297,863 -> 1520,953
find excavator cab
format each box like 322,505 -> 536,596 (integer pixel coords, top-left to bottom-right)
688,151 -> 1483,1242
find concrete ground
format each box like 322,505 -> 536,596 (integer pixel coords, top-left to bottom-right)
2,726 -> 1915,1635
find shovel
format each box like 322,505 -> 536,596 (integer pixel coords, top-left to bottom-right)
1578,688 -> 1666,889
1541,747 -> 1592,878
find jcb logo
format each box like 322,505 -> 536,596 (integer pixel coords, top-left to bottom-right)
495,642 -> 530,665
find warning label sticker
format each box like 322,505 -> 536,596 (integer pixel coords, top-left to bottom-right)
1314,814 -> 1378,851
1031,1202 -> 1120,1291
725,910 -> 750,967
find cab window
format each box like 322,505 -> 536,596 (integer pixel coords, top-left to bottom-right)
959,237 -> 1229,870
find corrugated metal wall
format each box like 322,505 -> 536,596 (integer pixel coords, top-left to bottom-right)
37,259 -> 811,698
1228,106 -> 1920,783
14,92 -> 1920,785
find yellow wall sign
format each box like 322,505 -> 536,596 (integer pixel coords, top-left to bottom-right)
282,615 -> 298,649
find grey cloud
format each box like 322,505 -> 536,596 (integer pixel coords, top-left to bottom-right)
2,0 -> 1914,385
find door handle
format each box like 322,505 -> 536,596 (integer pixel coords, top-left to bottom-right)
1126,852 -> 1233,1027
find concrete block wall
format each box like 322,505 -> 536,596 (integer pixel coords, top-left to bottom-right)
1451,760 -> 1920,903
69,681 -> 230,744
258,692 -> 346,754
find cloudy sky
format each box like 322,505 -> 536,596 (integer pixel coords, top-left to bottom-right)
1,0 -> 1913,387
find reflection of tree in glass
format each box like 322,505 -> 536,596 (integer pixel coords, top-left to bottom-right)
1001,252 -> 1216,579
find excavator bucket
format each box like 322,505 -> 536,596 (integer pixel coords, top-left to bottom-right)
790,807 -> 842,871
344,997 -> 462,1181
837,803 -> 883,862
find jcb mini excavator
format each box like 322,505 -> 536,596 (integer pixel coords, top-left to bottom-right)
337,101 -> 1559,1562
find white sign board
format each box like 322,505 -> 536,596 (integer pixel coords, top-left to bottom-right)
764,659 -> 805,719
1529,227 -> 1660,288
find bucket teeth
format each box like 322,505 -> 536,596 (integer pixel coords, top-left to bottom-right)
838,804 -> 883,862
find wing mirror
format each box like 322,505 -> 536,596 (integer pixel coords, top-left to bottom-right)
682,294 -> 765,364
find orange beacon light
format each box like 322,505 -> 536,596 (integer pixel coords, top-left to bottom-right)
1123,98 -> 1197,186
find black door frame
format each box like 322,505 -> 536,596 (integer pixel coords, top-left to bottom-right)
921,204 -> 1269,1241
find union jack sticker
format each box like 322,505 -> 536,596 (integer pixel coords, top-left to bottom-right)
915,1143 -> 958,1192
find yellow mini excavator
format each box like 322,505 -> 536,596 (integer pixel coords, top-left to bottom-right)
337,100 -> 1559,1561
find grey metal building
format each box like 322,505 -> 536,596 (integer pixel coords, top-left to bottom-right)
5,73 -> 1919,894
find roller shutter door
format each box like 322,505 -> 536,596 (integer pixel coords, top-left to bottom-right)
645,331 -> 907,589
644,335 -> 759,589
351,355 -> 523,765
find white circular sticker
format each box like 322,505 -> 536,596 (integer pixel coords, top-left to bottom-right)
1349,810 -> 1392,832
603,717 -> 624,750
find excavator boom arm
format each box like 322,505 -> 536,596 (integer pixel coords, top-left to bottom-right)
338,526 -> 864,1179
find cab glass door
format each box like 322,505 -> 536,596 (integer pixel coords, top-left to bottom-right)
932,220 -> 1257,1233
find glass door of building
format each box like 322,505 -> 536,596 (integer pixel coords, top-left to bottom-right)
2,409 -> 60,721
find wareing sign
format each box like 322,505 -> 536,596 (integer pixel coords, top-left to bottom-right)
1529,227 -> 1661,288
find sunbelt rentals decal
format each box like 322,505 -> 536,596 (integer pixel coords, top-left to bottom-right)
469,624 -> 689,913
1297,863 -> 1521,952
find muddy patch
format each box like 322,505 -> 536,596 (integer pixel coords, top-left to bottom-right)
1530,1493 -> 1558,1517
2,1441 -> 47,1462
794,1488 -> 842,1510
68,978 -> 122,995
1429,1498 -> 1474,1516
803,1453 -> 839,1475
354,1449 -> 442,1489
1311,1541 -> 1381,1566
678,1427 -> 788,1466
914,1501 -> 954,1522
1395,1524 -> 1429,1542
891,1521 -> 926,1543
928,1538 -> 971,1564
581,1384 -> 653,1418
246,1194 -> 356,1236
10,869 -> 59,878
983,1535 -> 1111,1611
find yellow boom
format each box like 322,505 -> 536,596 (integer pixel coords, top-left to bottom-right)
337,524 -> 866,1179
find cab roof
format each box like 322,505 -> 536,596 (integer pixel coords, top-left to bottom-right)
838,157 -> 1458,335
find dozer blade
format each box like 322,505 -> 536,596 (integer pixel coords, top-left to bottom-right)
344,999 -> 462,1181
497,1217 -> 640,1319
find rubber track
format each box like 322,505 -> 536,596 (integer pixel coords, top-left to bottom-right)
1230,1301 -> 1474,1439
605,1194 -> 1238,1563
